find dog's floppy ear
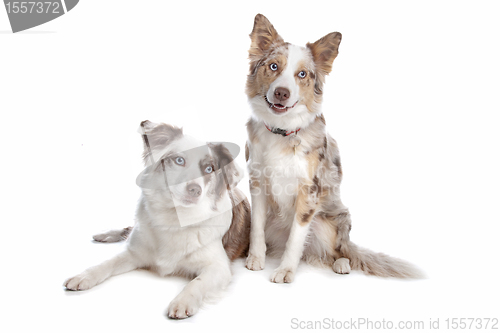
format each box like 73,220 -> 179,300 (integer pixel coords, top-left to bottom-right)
306,32 -> 342,76
249,14 -> 284,58
138,120 -> 183,166
210,143 -> 244,194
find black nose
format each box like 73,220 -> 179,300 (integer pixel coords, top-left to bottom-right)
274,87 -> 290,102
186,183 -> 202,197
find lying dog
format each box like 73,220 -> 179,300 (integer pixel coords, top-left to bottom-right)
244,14 -> 423,282
64,120 -> 250,319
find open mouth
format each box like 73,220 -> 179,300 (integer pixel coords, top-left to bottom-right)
264,96 -> 298,114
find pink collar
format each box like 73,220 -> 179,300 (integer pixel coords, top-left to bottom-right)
264,123 -> 301,137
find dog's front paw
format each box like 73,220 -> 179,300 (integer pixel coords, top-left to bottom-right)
270,267 -> 295,283
245,253 -> 265,271
333,258 -> 351,274
63,273 -> 98,291
167,295 -> 200,319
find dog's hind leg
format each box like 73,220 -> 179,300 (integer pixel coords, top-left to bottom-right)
326,210 -> 353,275
93,227 -> 132,243
307,209 -> 352,274
64,250 -> 139,291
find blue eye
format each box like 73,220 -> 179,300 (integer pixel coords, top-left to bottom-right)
205,165 -> 213,174
298,71 -> 307,78
175,157 -> 185,166
270,63 -> 278,71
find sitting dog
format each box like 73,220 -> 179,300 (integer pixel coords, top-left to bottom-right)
244,14 -> 423,282
64,120 -> 250,319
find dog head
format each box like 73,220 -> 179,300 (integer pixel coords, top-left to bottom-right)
137,120 -> 243,210
246,14 -> 342,130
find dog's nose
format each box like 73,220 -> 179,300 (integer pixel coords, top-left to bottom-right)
274,87 -> 290,102
186,183 -> 202,197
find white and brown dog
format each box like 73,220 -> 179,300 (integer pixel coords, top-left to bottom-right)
64,120 -> 250,319
244,14 -> 423,283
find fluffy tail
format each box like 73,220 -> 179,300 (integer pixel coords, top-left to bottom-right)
93,227 -> 132,243
345,241 -> 426,279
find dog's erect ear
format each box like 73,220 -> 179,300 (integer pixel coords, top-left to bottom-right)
306,32 -> 342,75
210,143 -> 244,195
249,14 -> 284,57
138,120 -> 183,165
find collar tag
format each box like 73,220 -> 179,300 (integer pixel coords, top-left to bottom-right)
265,123 -> 301,137
273,128 -> 288,136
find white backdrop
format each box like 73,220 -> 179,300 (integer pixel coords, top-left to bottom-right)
1,1 -> 499,332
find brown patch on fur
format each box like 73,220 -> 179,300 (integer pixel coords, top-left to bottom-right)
301,209 -> 315,223
209,143 -> 239,200
249,179 -> 260,189
306,149 -> 320,180
245,142 -> 249,162
333,155 -> 342,177
115,226 -> 133,242
305,32 -> 342,106
264,54 -> 287,77
198,156 -> 215,186
317,114 -> 326,125
295,59 -> 317,113
312,175 -> 321,192
249,14 -> 285,61
321,134 -> 343,181
296,184 -> 319,226
222,188 -> 251,260
247,52 -> 288,98
317,136 -> 328,163
266,194 -> 281,213
141,120 -> 183,165
246,14 -> 289,98
121,226 -> 133,239
306,32 -> 342,76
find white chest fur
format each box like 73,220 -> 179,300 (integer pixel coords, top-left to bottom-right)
128,195 -> 232,276
249,132 -> 309,210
